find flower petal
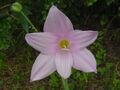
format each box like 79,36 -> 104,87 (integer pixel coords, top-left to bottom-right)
30,54 -> 56,82
71,30 -> 98,50
25,32 -> 57,54
44,6 -> 73,33
73,49 -> 97,72
55,51 -> 73,79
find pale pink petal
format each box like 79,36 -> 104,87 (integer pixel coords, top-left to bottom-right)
73,48 -> 97,72
30,54 -> 56,82
70,30 -> 98,50
25,32 -> 57,54
55,51 -> 73,79
44,6 -> 73,33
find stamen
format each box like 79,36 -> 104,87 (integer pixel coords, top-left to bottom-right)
59,39 -> 70,49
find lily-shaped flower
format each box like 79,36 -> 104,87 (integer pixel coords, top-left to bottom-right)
25,6 -> 98,82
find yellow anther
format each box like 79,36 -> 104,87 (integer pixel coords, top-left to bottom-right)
59,39 -> 70,49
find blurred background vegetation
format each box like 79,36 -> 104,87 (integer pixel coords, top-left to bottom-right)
0,0 -> 120,90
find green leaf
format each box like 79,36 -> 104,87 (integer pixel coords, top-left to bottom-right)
106,0 -> 115,5
100,15 -> 108,26
84,0 -> 97,6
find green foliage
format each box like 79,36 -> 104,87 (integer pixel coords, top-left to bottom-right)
105,0 -> 115,5
84,0 -> 97,6
49,73 -> 59,89
100,15 -> 108,26
0,52 -> 6,71
0,18 -> 12,50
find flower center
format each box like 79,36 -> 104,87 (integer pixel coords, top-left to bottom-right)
59,39 -> 70,49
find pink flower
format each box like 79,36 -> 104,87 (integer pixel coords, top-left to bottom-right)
25,6 -> 98,82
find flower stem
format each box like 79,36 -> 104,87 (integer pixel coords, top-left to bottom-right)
62,78 -> 69,90
20,11 -> 38,32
